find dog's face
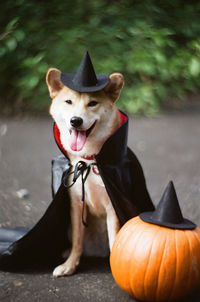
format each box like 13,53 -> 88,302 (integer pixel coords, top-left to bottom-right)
46,68 -> 124,157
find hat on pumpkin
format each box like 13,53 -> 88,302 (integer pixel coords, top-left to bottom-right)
60,51 -> 109,93
140,181 -> 196,230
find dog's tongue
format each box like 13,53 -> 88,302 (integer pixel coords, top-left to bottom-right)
70,129 -> 87,151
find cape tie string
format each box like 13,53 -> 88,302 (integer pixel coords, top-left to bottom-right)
62,161 -> 97,227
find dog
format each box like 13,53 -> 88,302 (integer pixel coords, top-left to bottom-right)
46,68 -> 124,277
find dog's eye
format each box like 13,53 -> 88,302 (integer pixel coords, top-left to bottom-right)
88,100 -> 98,107
65,100 -> 72,105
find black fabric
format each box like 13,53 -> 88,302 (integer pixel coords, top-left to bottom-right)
0,111 -> 154,271
0,227 -> 31,254
0,183 -> 71,270
140,181 -> 196,230
60,51 -> 109,92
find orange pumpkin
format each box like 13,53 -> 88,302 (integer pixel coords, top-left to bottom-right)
110,182 -> 200,302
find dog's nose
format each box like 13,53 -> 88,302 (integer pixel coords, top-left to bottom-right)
70,116 -> 83,128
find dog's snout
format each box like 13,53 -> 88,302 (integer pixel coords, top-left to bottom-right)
70,116 -> 83,128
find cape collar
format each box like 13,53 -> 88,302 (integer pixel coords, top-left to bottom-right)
53,110 -> 129,165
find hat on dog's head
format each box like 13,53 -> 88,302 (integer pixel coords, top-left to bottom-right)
61,51 -> 109,93
140,181 -> 196,230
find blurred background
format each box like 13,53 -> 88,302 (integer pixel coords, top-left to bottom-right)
0,2 -> 200,301
1,0 -> 200,116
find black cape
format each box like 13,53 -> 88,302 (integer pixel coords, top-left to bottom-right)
0,111 -> 154,271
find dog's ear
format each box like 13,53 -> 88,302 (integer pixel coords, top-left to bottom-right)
104,73 -> 124,102
46,68 -> 64,99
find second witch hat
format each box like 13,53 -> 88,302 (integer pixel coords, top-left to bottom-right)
140,181 -> 196,230
60,51 -> 109,93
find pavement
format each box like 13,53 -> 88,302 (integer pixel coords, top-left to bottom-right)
0,104 -> 200,302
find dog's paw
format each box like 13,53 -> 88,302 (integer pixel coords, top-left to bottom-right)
53,262 -> 77,277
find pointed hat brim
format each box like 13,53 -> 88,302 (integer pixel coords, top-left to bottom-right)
60,73 -> 109,93
139,211 -> 196,230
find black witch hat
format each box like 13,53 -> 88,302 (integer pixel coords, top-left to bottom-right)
140,181 -> 196,230
60,51 -> 109,92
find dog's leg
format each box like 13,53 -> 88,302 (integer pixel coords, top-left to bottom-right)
53,200 -> 85,277
106,205 -> 120,251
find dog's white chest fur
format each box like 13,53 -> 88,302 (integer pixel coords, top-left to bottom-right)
68,158 -> 112,256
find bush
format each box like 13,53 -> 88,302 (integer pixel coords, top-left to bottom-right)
1,0 -> 200,115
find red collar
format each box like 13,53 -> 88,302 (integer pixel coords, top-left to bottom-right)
81,155 -> 95,160
53,110 -> 127,159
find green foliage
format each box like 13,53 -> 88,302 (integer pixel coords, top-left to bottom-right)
1,0 -> 200,115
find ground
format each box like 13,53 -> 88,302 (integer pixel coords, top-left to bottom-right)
0,103 -> 200,302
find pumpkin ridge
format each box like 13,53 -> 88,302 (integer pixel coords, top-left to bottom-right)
155,230 -> 167,300
185,230 -> 195,294
192,228 -> 200,280
125,219 -> 142,296
142,235 -> 153,300
185,230 -> 200,290
142,225 -> 161,301
155,229 -> 170,301
129,219 -> 149,298
154,227 -> 168,301
147,225 -> 167,301
169,229 -> 179,301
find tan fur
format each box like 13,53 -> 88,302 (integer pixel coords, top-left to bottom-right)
46,68 -> 124,277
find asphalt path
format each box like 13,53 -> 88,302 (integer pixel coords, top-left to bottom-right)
0,105 -> 200,302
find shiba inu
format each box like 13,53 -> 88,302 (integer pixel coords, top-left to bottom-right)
0,52 -> 154,273
46,53 -> 124,277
